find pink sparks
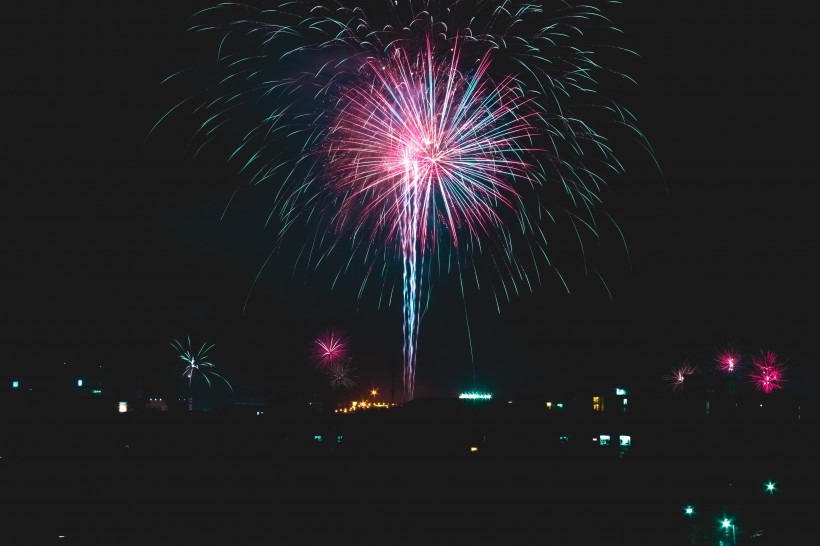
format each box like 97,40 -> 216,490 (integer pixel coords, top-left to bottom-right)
749,350 -> 785,393
323,36 -> 539,399
666,363 -> 697,392
716,348 -> 741,373
311,330 -> 350,370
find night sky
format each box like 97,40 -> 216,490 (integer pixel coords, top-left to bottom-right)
4,1 -> 818,403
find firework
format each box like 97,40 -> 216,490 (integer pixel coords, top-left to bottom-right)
161,2 -> 653,399
325,358 -> 357,390
311,329 -> 350,369
716,347 -> 741,373
666,362 -> 697,392
749,350 -> 785,393
171,337 -> 233,410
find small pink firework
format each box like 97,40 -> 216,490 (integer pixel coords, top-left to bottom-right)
666,362 -> 697,392
716,348 -> 741,373
311,330 -> 350,369
749,350 -> 785,393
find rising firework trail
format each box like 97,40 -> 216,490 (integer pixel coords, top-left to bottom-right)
157,1 -> 654,399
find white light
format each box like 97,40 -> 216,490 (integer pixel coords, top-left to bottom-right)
459,392 -> 492,400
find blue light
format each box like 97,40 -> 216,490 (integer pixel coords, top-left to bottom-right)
12,381 -> 19,389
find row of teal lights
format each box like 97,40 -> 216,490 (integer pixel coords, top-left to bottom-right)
12,379 -> 101,394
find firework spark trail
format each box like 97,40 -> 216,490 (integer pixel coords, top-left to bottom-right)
159,2 -> 654,400
325,40 -> 541,398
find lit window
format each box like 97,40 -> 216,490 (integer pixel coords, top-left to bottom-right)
546,402 -> 552,409
615,388 -> 627,396
623,398 -> 628,405
12,381 -> 19,389
118,402 -> 128,413
313,435 -> 322,442
619,435 -> 631,447
599,435 -> 611,446
592,396 -> 604,412
77,379 -> 83,387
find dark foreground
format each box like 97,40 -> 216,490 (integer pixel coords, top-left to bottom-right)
2,397 -> 817,545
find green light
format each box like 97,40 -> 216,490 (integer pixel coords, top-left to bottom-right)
684,506 -> 694,516
12,381 -> 19,388
92,389 -> 102,395
459,392 -> 492,400
313,435 -> 322,442
722,518 -> 732,529
615,388 -> 627,395
77,379 -> 83,387
599,434 -> 611,446
765,481 -> 776,494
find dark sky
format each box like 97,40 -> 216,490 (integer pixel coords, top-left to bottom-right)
3,1 -> 818,402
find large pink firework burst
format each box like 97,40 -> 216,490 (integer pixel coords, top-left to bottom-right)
323,38 -> 539,398
160,2 -> 653,402
311,330 -> 350,369
749,350 -> 785,393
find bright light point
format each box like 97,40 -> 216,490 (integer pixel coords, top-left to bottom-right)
77,379 -> 83,387
684,506 -> 694,516
619,435 -> 631,446
470,446 -> 478,452
722,519 -> 732,528
765,481 -> 776,493
12,381 -> 19,388
615,388 -> 627,395
459,392 -> 492,400
370,389 -> 378,396
118,402 -> 128,413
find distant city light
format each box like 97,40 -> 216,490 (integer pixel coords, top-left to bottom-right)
765,481 -> 777,494
546,401 -> 552,409
77,379 -> 83,387
555,402 -> 564,408
469,446 -> 479,453
459,392 -> 492,400
92,389 -> 102,395
684,506 -> 694,516
619,435 -> 632,447
615,388 -> 627,396
599,435 -> 611,446
313,435 -> 322,442
12,381 -> 19,389
118,402 -> 128,413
